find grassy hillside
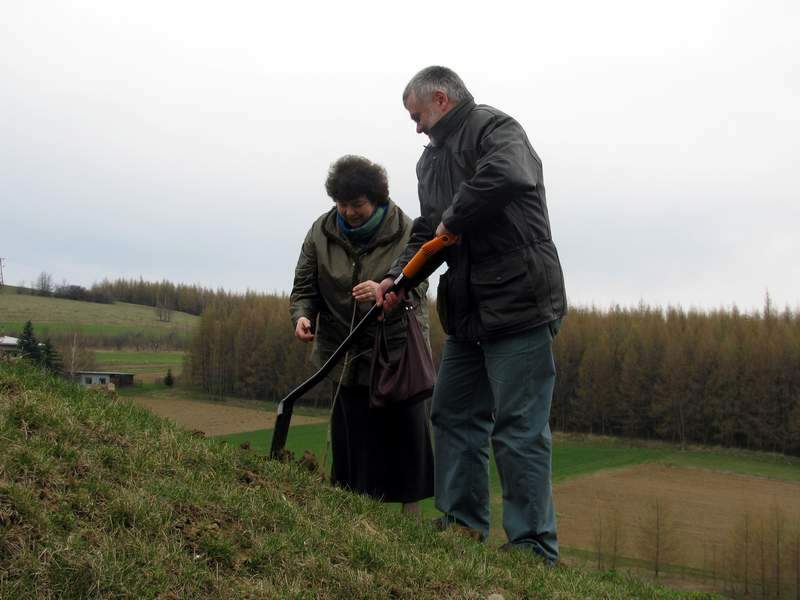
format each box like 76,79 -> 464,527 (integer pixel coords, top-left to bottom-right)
0,287 -> 197,345
0,361 -> 704,599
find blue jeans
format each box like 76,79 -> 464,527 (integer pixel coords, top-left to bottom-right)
431,321 -> 559,562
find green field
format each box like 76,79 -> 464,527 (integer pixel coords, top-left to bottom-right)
0,288 -> 197,342
94,350 -> 186,379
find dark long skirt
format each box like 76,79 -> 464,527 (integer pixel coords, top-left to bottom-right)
330,384 -> 434,503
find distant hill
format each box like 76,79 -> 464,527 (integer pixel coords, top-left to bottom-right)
0,286 -> 197,348
0,360 -> 693,599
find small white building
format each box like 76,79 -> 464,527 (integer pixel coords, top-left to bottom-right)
72,371 -> 135,388
0,336 -> 19,354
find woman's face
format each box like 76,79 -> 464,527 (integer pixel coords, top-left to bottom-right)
336,195 -> 376,227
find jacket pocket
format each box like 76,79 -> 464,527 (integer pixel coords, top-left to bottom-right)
470,252 -> 537,334
436,270 -> 451,335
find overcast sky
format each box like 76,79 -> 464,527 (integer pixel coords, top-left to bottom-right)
2,1 -> 798,312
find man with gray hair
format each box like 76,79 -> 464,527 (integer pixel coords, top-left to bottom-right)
378,66 -> 567,565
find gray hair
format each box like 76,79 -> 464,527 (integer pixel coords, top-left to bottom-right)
402,66 -> 471,104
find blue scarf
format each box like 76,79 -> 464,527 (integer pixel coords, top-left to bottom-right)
337,205 -> 387,245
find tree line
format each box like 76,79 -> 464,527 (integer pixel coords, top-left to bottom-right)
552,299 -> 800,455
184,294 -> 319,403
89,278 -> 237,315
17,273 -> 235,315
186,293 -> 800,455
16,272 -> 112,303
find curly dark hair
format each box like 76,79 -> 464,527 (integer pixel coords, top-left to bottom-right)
325,155 -> 389,206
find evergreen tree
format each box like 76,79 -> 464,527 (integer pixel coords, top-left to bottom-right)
16,321 -> 41,362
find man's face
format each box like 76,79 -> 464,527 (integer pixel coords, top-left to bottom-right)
405,91 -> 448,137
336,195 -> 375,228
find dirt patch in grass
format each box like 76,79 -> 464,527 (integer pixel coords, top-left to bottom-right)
131,394 -> 325,436
554,463 -> 800,571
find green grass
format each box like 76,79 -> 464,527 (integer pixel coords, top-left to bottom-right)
0,288 -> 197,341
221,422 -> 327,457
552,444 -> 671,482
0,361 -> 701,599
117,381 -> 177,396
94,350 -> 185,378
94,351 -> 185,367
656,448 -> 800,481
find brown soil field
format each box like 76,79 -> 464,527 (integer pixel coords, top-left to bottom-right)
555,464 -> 800,576
131,394 -> 325,436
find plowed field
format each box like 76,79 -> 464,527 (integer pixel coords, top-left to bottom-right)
555,463 -> 800,575
131,395 -> 325,436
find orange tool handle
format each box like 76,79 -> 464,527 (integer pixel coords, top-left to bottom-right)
401,233 -> 460,279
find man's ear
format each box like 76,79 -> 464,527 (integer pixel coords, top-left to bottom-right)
433,90 -> 449,108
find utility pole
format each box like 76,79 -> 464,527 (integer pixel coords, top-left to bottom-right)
0,257 -> 5,288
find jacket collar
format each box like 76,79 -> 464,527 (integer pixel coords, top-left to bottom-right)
428,94 -> 475,146
322,199 -> 404,254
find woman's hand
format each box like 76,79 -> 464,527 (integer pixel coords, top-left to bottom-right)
352,280 -> 380,303
295,317 -> 315,342
375,277 -> 405,317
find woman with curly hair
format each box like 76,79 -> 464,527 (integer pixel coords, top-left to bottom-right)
289,155 -> 434,512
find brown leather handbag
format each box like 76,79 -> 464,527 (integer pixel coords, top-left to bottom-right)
369,302 -> 435,409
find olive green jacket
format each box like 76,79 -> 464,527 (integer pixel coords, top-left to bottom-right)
290,200 -> 429,387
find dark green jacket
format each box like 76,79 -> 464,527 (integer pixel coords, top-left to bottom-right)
290,200 -> 429,386
389,97 -> 566,341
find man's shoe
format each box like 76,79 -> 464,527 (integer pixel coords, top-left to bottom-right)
431,516 -> 484,542
498,542 -> 558,568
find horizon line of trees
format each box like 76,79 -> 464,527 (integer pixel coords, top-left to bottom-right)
15,273 -> 249,316
88,277 -> 252,316
16,272 -> 113,303
186,293 -> 800,455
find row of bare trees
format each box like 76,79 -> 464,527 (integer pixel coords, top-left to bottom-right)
185,295 -> 322,403
726,506 -> 800,599
593,500 -> 800,598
